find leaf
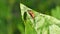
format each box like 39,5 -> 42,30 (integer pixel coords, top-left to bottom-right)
20,3 -> 60,34
51,6 -> 60,19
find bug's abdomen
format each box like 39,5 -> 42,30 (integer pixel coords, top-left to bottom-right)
28,10 -> 35,18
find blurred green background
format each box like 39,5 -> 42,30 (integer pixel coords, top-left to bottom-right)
0,0 -> 60,34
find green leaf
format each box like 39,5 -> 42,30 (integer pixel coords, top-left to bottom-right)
51,6 -> 60,19
20,3 -> 60,34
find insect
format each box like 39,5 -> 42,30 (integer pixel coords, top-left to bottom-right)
28,10 -> 35,18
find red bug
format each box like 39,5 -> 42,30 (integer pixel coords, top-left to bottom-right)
28,10 -> 35,18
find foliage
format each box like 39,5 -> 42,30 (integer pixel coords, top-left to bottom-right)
51,6 -> 60,19
0,0 -> 60,34
20,3 -> 60,34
